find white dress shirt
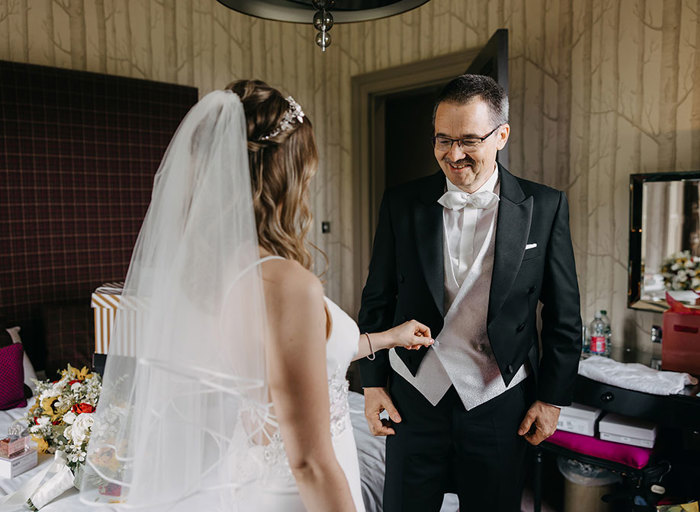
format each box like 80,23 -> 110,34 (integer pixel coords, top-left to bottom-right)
442,168 -> 500,309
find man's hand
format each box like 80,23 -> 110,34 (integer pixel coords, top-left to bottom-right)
363,387 -> 401,436
517,400 -> 560,446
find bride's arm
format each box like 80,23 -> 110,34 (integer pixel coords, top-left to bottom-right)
264,260 -> 356,512
353,319 -> 434,361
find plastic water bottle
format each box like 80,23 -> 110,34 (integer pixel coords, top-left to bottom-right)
588,311 -> 608,356
600,309 -> 611,356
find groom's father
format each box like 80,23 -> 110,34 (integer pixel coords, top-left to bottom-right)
358,74 -> 582,512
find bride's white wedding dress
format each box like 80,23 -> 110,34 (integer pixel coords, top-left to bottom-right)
238,291 -> 366,512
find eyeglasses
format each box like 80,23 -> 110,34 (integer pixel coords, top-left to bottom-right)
432,125 -> 501,152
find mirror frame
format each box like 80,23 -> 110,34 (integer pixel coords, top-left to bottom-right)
628,171 -> 700,311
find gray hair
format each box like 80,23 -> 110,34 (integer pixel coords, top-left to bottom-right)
432,74 -> 509,128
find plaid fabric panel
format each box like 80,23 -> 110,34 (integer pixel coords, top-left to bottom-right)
0,60 -> 197,335
40,300 -> 94,379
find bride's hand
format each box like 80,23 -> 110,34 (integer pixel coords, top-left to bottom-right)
385,320 -> 434,350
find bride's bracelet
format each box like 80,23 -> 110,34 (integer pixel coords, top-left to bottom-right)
363,333 -> 375,361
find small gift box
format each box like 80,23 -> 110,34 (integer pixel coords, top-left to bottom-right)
0,447 -> 37,478
663,292 -> 700,375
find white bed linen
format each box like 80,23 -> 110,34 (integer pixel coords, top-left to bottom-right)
1,394 -> 458,512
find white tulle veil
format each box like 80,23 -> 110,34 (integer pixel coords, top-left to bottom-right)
79,90 -> 270,510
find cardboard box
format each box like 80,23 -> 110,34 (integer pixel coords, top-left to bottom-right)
557,402 -> 602,437
662,311 -> 700,375
0,448 -> 38,478
598,413 -> 657,448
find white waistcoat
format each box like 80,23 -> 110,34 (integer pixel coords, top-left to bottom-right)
389,183 -> 530,410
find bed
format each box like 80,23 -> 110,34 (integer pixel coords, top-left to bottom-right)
0,392 -> 459,512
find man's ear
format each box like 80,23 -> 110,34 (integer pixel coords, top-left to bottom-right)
496,124 -> 510,151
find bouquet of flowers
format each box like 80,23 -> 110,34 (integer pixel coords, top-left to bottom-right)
660,250 -> 700,291
20,364 -> 101,510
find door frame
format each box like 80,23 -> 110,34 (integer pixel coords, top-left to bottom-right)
351,49 -> 478,312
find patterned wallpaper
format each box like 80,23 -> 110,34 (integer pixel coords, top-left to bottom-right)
1,0 -> 699,355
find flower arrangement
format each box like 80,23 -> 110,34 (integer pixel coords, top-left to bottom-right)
9,365 -> 103,510
25,364 -> 101,473
660,250 -> 700,291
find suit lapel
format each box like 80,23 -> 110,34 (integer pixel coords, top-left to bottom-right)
488,166 -> 533,324
413,172 -> 445,317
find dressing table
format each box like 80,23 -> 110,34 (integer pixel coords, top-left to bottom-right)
532,352 -> 700,511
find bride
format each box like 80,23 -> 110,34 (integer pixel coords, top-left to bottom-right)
78,80 -> 433,512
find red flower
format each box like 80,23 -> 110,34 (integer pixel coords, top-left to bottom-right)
71,403 -> 95,414
33,417 -> 39,425
68,379 -> 80,386
52,420 -> 60,425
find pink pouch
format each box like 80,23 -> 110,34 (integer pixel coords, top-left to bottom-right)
547,430 -> 653,469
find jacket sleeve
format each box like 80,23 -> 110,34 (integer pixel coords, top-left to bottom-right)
358,191 -> 398,388
537,191 -> 582,406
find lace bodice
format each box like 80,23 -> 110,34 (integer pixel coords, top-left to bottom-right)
258,296 -> 360,488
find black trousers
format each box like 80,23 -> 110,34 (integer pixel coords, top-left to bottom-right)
383,373 -> 532,512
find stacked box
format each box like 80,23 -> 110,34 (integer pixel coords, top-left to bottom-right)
0,448 -> 37,478
557,402 -> 602,437
599,413 -> 657,448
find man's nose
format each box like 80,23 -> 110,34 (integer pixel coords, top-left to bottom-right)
446,142 -> 467,162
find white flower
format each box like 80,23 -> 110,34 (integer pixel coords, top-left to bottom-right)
37,416 -> 50,427
63,411 -> 77,425
70,413 -> 94,445
70,382 -> 83,392
671,263 -> 680,271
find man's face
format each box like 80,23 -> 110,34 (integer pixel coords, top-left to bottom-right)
433,98 -> 510,193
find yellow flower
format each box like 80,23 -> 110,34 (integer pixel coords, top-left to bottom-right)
62,364 -> 92,381
40,396 -> 67,422
32,435 -> 49,453
40,396 -> 56,416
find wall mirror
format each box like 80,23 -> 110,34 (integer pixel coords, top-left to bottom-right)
629,171 -> 700,311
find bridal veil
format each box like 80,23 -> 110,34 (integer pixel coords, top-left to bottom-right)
79,91 -> 270,510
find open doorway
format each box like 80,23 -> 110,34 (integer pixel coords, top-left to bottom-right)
383,84 -> 444,189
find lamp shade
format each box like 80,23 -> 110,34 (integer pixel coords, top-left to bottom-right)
216,0 -> 431,23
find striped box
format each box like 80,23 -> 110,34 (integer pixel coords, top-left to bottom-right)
91,282 -> 129,355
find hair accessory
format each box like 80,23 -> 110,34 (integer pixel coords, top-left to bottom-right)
259,96 -> 305,141
364,332 -> 375,361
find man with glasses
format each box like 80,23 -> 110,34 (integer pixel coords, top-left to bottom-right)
359,74 -> 581,512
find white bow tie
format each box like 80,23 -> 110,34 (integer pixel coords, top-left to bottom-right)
438,190 -> 500,211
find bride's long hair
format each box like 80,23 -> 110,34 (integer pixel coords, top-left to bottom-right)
227,79 -> 317,270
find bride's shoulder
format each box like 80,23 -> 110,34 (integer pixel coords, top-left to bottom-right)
262,258 -> 323,301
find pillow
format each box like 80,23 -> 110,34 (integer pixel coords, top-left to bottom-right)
6,326 -> 38,395
0,343 -> 27,410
